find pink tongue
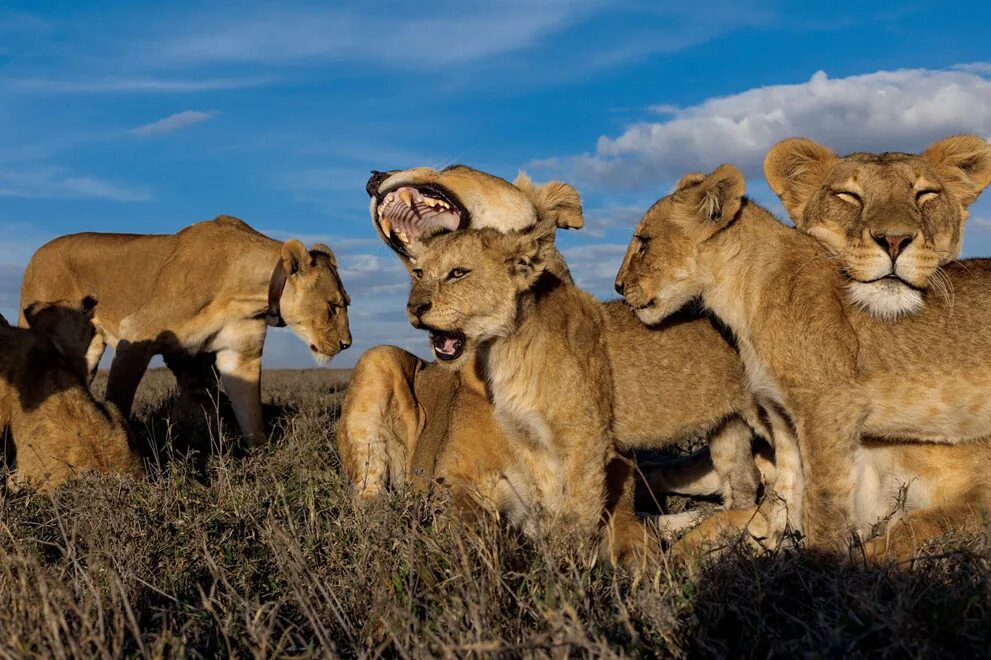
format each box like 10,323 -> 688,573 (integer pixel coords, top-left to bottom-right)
440,336 -> 458,354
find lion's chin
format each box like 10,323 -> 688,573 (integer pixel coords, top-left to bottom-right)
847,279 -> 924,321
633,302 -> 667,326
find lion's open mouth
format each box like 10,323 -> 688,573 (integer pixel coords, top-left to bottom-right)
429,329 -> 466,361
375,184 -> 468,257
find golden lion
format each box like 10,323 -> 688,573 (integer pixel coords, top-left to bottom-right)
1,298 -> 144,491
764,135 -> 991,320
20,215 -> 352,446
407,226 -> 615,535
338,166 -> 795,562
616,163 -> 991,557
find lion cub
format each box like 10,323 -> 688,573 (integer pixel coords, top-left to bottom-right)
616,164 -> 991,552
407,227 -> 614,534
0,298 -> 144,491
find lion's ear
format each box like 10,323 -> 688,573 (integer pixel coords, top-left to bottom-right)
500,225 -> 554,289
922,135 -> 991,206
764,137 -> 837,222
281,239 -> 310,275
309,243 -> 338,269
688,164 -> 746,225
513,172 -> 583,230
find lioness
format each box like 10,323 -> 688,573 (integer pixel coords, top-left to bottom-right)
339,166 -> 800,562
764,135 -> 991,320
407,227 -> 615,534
20,215 -> 351,446
1,298 -> 144,491
616,164 -> 991,553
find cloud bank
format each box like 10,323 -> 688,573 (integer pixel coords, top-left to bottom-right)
533,66 -> 991,190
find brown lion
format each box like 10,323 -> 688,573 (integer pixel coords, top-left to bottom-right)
338,166 -> 798,563
616,163 -> 991,558
764,135 -> 991,320
1,298 -> 144,491
20,215 -> 352,446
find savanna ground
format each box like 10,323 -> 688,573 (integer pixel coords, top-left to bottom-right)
0,368 -> 987,658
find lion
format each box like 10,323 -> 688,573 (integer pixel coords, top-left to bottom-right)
615,163 -> 991,556
338,166 -> 802,563
0,298 -> 144,491
764,135 -> 991,320
406,227 -> 615,534
20,215 -> 352,446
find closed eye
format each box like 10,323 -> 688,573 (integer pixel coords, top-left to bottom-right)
447,267 -> 470,280
635,235 -> 650,256
833,190 -> 862,206
411,268 -> 423,281
916,189 -> 940,205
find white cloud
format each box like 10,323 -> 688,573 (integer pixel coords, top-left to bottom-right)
0,168 -> 151,201
149,1 -> 598,69
130,110 -> 215,137
533,66 -> 991,190
6,76 -> 272,94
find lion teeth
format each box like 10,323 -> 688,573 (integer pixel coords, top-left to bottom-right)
398,231 -> 409,244
399,190 -> 414,209
380,217 -> 393,236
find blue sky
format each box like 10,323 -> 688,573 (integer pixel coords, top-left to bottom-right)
2,1 -> 990,367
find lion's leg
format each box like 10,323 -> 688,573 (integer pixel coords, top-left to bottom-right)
215,349 -> 264,447
862,497 -> 989,565
336,346 -> 425,499
795,404 -> 862,552
85,334 -> 107,384
163,351 -> 220,429
709,417 -> 759,509
670,505 -> 776,560
600,454 -> 659,569
762,404 -> 803,539
105,339 -> 155,417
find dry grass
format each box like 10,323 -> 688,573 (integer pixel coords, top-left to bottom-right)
0,369 -> 987,658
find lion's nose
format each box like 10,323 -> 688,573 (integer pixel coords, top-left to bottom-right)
871,232 -> 913,260
614,280 -> 626,295
366,171 -> 391,198
340,339 -> 351,350
407,301 -> 432,317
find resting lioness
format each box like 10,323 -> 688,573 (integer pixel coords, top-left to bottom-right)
1,298 -> 144,491
616,164 -> 991,554
764,134 -> 991,320
20,215 -> 351,446
339,166 -> 801,563
407,227 -> 617,534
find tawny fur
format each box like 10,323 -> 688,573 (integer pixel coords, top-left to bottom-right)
338,165 -> 773,564
20,216 -> 351,445
617,164 -> 991,557
764,135 -> 991,319
0,300 -> 144,491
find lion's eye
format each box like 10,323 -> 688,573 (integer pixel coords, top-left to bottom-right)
447,268 -> 469,280
636,235 -> 650,256
833,191 -> 862,206
916,189 -> 940,206
328,304 -> 339,317
412,268 -> 424,281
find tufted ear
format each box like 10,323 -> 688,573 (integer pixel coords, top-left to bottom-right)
764,137 -> 837,223
281,239 -> 310,275
675,172 -> 706,191
682,164 -> 746,225
309,242 -> 338,268
922,134 -> 991,207
513,172 -> 584,230
484,224 -> 555,290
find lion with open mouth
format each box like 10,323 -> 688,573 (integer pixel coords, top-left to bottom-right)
338,165 -> 805,564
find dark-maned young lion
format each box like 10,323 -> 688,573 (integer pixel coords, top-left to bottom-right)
0,298 -> 144,491
20,215 -> 352,446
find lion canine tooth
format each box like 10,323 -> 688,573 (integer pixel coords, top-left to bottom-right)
398,231 -> 409,244
399,189 -> 414,209
380,217 -> 393,236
